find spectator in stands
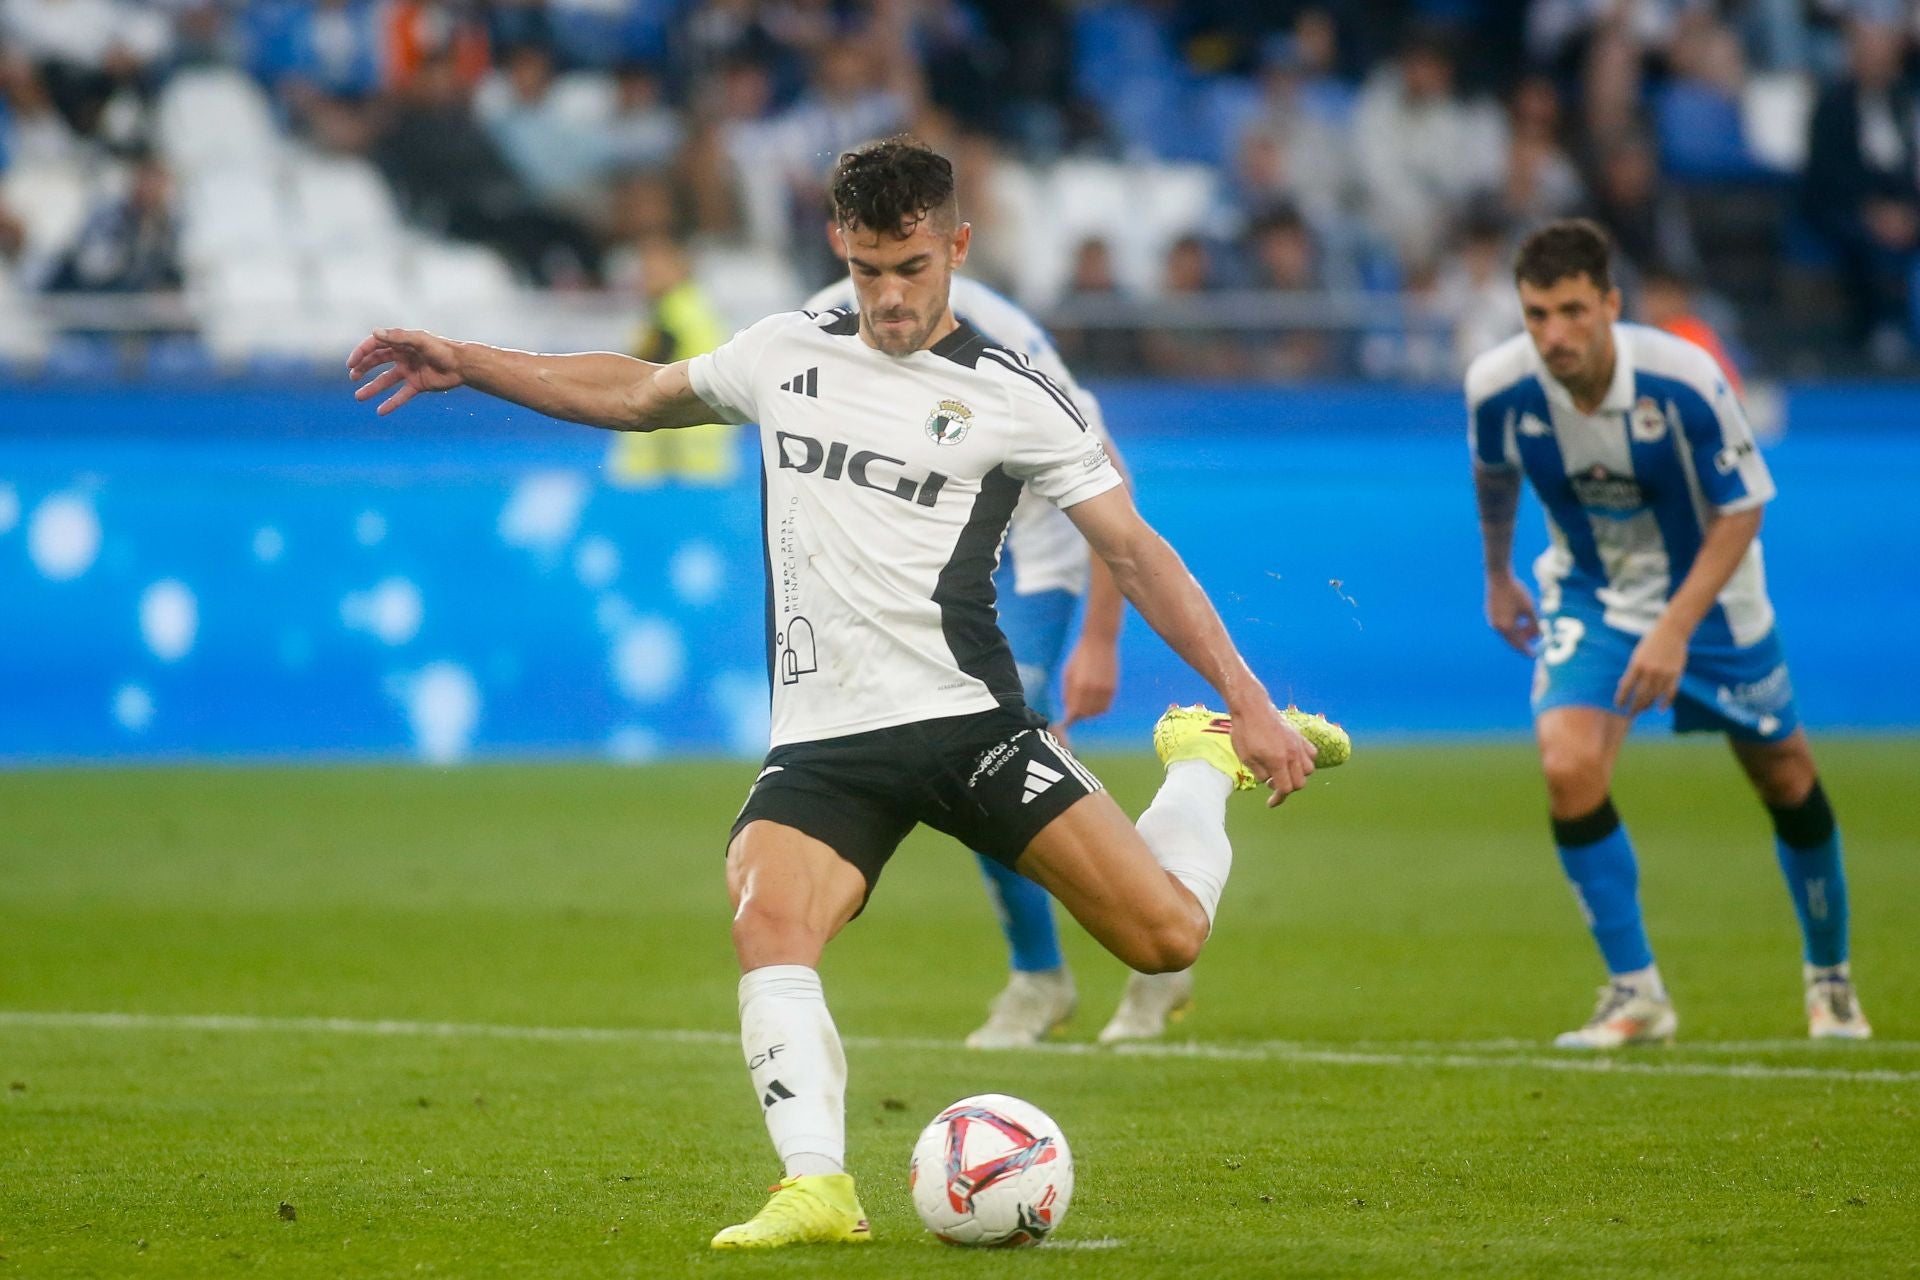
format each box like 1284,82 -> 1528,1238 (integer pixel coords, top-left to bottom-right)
1050,235 -> 1144,373
1434,203 -> 1522,373
1227,34 -> 1352,230
384,0 -> 489,92
1499,74 -> 1583,225
1639,263 -> 1743,391
1585,134 -> 1701,281
1145,233 -> 1245,378
0,52 -> 80,167
735,34 -> 916,271
1352,27 -> 1505,268
1241,202 -> 1333,378
248,0 -> 385,102
1525,0 -> 1697,145
44,147 -> 181,293
1652,11 -> 1768,181
373,49 -> 599,285
478,42 -> 610,215
1802,15 -> 1920,363
0,0 -> 170,145
607,62 -> 683,174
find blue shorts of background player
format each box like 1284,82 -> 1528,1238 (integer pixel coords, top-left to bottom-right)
1532,598 -> 1801,741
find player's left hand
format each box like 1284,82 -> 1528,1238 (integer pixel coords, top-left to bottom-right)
1616,624 -> 1687,715
1230,701 -> 1316,808
1057,637 -> 1119,729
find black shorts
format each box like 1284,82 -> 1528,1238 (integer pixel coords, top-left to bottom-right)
729,705 -> 1105,897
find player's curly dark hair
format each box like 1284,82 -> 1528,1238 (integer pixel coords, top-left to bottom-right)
1514,218 -> 1614,293
829,136 -> 958,238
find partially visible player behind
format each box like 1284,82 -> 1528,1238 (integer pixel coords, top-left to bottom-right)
802,269 -> 1193,1048
1467,219 -> 1870,1048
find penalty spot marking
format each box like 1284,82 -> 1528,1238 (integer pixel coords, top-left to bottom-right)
1,1011 -> 1914,1085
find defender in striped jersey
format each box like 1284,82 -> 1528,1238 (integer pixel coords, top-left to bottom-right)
348,137 -> 1330,1248
1468,220 -> 1869,1049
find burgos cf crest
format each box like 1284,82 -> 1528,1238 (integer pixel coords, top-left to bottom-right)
925,398 -> 973,446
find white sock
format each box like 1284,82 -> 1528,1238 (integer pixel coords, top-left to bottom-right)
737,965 -> 846,1178
1137,759 -> 1235,930
1612,964 -> 1666,1000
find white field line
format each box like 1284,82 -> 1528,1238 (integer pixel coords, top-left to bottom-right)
2,1011 -> 1916,1085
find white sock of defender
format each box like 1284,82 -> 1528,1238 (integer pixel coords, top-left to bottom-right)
737,965 -> 847,1178
1137,759 -> 1235,930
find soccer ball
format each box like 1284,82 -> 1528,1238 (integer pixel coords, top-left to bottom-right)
908,1093 -> 1073,1247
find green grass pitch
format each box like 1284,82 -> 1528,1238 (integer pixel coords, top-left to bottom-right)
2,741 -> 1915,1278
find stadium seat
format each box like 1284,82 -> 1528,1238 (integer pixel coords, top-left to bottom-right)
288,154 -> 406,254
154,69 -> 283,176
1742,72 -> 1815,174
409,242 -> 519,337
0,269 -> 48,363
314,249 -> 410,337
693,245 -> 804,332
180,168 -> 289,267
193,251 -> 323,362
2,164 -> 91,266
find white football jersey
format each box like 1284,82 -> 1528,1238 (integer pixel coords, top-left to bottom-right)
803,275 -> 1111,596
689,308 -> 1123,747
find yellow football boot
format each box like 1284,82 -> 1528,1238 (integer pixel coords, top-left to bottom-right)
710,1173 -> 872,1249
1153,704 -> 1352,789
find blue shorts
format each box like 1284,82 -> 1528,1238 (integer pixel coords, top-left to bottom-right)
994,562 -> 1077,723
1532,601 -> 1800,742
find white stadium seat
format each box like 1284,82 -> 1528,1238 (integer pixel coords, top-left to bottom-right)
289,154 -> 405,253
179,168 -> 288,267
155,69 -> 283,175
2,164 -> 90,263
1743,72 -> 1815,174
693,244 -> 804,332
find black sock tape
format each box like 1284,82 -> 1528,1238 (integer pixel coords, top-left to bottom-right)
1769,780 -> 1836,850
1552,797 -> 1621,849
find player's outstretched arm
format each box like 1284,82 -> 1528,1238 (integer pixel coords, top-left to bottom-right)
347,328 -> 718,432
1064,487 -> 1316,806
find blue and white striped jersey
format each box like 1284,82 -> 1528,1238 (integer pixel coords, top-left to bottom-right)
1465,323 -> 1777,646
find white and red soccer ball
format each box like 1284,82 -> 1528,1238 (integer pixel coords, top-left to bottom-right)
908,1093 -> 1074,1247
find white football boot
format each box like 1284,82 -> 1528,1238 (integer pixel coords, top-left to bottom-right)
1806,966 -> 1873,1040
1097,968 -> 1195,1044
1553,981 -> 1678,1049
964,968 -> 1076,1048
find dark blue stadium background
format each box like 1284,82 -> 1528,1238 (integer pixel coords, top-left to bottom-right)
4,382 -> 1914,762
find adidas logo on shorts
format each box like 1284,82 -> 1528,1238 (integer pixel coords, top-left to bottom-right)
1021,758 -> 1064,804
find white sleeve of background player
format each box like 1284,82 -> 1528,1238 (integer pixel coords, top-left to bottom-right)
685,311 -> 796,425
992,352 -> 1122,509
1686,370 -> 1775,513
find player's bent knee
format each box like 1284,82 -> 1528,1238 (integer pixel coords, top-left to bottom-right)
1539,742 -> 1610,812
1122,916 -> 1204,975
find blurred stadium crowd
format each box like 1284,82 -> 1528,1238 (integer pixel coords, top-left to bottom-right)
2,0 -> 1918,380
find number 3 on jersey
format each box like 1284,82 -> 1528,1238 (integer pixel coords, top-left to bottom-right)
1541,616 -> 1586,666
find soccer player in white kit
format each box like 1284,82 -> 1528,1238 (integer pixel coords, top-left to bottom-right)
803,271 -> 1197,1047
348,137 -> 1347,1248
1467,219 -> 1871,1048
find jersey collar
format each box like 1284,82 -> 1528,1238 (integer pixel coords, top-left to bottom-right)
1534,323 -> 1636,415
